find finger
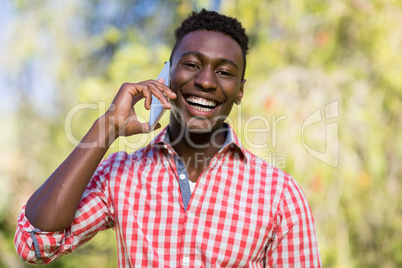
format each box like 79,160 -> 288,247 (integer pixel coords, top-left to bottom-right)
124,115 -> 150,135
113,82 -> 148,113
146,82 -> 175,109
154,78 -> 177,100
132,92 -> 145,106
141,122 -> 151,134
141,86 -> 153,110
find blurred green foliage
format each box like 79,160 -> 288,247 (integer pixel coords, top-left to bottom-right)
0,0 -> 401,267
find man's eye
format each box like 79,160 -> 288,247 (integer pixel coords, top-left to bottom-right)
184,63 -> 199,69
217,70 -> 232,76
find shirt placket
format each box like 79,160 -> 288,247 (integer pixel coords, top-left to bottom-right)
171,154 -> 194,267
173,155 -> 192,212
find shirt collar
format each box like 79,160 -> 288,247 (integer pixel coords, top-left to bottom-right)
147,123 -> 246,157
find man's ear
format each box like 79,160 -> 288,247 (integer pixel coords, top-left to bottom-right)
235,79 -> 246,105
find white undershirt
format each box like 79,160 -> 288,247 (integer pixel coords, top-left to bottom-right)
189,180 -> 196,193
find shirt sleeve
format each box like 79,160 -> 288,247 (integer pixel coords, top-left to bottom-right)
14,159 -> 115,265
267,177 -> 322,267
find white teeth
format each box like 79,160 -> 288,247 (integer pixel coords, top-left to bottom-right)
186,96 -> 217,108
191,105 -> 213,112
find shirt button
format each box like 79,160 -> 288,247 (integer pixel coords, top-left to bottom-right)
183,256 -> 190,264
188,211 -> 195,219
179,174 -> 186,180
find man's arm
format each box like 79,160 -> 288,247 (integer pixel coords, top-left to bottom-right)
267,177 -> 322,267
24,79 -> 176,232
25,117 -> 114,231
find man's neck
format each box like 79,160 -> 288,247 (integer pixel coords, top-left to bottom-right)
168,124 -> 226,159
167,122 -> 227,181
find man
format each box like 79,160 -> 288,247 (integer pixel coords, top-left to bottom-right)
15,9 -> 322,267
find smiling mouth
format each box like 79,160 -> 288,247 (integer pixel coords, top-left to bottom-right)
186,96 -> 218,112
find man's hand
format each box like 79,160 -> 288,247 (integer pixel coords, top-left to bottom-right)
103,78 -> 177,138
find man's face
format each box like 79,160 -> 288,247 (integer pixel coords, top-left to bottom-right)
169,30 -> 245,132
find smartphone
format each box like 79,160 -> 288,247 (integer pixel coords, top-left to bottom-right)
148,61 -> 170,131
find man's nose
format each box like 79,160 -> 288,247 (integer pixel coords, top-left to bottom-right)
194,67 -> 217,90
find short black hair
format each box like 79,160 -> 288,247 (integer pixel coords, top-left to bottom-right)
170,9 -> 249,79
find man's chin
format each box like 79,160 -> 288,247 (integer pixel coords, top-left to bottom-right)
186,126 -> 213,134
185,116 -> 225,132
171,109 -> 226,133
184,120 -> 226,135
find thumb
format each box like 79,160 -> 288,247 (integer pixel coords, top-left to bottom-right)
124,121 -> 151,136
147,123 -> 162,133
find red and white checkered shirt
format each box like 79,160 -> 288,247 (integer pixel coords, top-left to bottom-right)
15,124 -> 321,267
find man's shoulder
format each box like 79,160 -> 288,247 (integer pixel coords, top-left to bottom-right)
242,149 -> 292,182
93,148 -> 150,180
103,150 -> 132,162
242,149 -> 282,170
99,148 -> 148,167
